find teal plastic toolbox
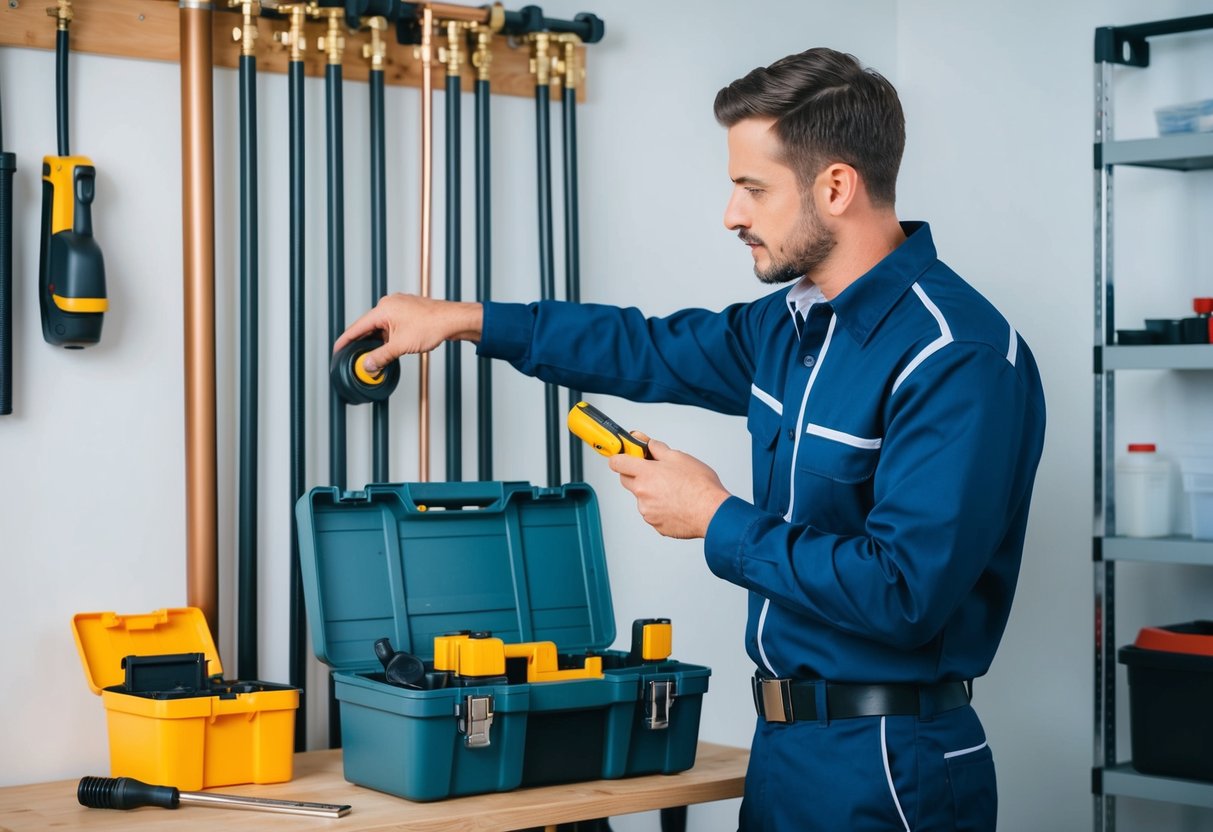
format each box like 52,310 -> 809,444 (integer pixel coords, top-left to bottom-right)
296,480 -> 711,801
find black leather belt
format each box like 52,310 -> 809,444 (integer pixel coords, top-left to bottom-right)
751,673 -> 971,723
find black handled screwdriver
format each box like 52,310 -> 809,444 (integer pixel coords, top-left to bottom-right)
77,776 -> 351,818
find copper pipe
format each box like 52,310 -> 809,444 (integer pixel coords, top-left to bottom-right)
417,4 -> 434,482
422,2 -> 491,25
179,0 -> 218,637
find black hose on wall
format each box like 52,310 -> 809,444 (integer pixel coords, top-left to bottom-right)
237,52 -> 260,680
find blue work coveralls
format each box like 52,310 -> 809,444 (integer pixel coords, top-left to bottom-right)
478,222 -> 1047,831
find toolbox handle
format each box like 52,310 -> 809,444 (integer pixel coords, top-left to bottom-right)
396,481 -> 509,512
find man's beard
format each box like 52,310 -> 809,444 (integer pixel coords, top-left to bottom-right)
741,202 -> 836,285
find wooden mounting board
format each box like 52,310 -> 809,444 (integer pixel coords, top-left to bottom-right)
0,0 -> 588,101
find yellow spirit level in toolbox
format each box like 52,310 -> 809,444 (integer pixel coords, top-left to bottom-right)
72,607 -> 298,791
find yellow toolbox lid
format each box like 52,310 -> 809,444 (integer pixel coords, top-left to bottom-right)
73,608 -> 223,695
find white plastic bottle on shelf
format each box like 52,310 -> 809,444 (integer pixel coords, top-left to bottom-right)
1115,443 -> 1177,538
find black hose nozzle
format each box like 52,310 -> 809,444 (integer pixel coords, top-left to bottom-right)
78,776 -> 180,811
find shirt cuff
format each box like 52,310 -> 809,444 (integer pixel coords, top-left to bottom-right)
703,495 -> 765,586
476,301 -> 534,362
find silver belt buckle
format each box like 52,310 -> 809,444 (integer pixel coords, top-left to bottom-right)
759,677 -> 793,723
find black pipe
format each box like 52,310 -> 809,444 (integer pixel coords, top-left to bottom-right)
535,81 -> 560,488
237,52 -> 259,681
324,48 -> 348,753
369,62 -> 390,482
56,28 -> 69,157
444,68 -> 462,482
287,51 -> 308,754
326,61 -> 347,492
474,75 -> 492,481
0,81 -> 13,417
537,9 -> 605,43
562,81 -> 583,483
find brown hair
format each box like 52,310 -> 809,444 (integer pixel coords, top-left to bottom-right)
714,48 -> 904,207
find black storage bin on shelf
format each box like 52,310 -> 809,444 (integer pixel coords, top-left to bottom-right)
1118,621 -> 1213,782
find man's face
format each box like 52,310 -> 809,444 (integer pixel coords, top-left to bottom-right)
723,118 -> 835,284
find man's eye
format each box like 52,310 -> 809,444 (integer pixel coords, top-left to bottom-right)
745,187 -> 763,197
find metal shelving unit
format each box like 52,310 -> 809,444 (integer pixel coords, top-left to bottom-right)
1092,13 -> 1213,831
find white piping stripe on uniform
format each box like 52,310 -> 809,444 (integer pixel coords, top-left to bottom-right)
785,314 -> 837,523
750,384 -> 783,416
881,717 -> 912,832
755,598 -> 776,676
943,739 -> 989,760
805,423 -> 883,449
1005,321 -> 1019,367
892,283 -> 954,395
756,313 -> 837,678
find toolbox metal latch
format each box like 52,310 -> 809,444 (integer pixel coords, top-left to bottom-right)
644,679 -> 676,730
456,694 -> 495,747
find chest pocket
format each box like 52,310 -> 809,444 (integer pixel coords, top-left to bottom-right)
746,397 -> 782,509
794,426 -> 880,533
796,425 -> 881,482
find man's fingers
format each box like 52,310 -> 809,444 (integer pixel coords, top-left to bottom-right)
360,344 -> 401,376
334,308 -> 385,355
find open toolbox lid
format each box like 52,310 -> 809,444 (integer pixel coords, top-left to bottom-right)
73,608 -> 222,695
296,481 -> 616,674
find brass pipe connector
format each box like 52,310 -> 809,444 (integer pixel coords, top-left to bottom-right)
315,7 -> 345,65
46,0 -> 72,30
556,34 -> 583,91
272,4 -> 308,61
361,16 -> 388,70
469,23 -> 493,82
438,19 -> 467,76
229,0 -> 261,57
527,31 -> 552,87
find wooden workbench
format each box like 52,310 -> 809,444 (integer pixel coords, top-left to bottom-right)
0,742 -> 747,831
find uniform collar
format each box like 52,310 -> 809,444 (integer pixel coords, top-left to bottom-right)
827,221 -> 937,345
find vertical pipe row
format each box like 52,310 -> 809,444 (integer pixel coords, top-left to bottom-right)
236,14 -> 259,680
284,4 -> 307,751
473,30 -> 493,481
560,46 -> 583,484
368,18 -> 390,483
179,0 -> 219,639
531,34 -> 560,488
444,24 -> 463,482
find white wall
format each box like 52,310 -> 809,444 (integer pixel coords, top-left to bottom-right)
897,2 -> 1213,831
1,2 -> 1211,830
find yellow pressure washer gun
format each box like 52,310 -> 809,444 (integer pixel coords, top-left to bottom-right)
567,401 -> 651,459
40,0 -> 106,348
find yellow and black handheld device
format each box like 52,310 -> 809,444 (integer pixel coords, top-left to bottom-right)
567,401 -> 651,459
40,157 -> 106,347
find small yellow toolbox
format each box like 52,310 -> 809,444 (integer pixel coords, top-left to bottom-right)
72,607 -> 298,791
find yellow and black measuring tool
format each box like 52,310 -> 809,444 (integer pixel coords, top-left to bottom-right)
567,401 -> 651,459
39,0 -> 106,348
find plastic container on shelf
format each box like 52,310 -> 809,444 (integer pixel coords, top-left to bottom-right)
1177,453 -> 1213,540
1154,98 -> 1213,134
1115,444 -> 1176,538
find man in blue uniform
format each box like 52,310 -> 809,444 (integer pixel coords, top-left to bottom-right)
336,47 -> 1045,832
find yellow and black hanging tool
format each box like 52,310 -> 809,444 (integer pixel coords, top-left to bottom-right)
568,401 -> 651,459
39,0 -> 106,348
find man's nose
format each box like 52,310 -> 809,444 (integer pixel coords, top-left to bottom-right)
723,189 -> 748,231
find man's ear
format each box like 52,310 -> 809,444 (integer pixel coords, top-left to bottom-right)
814,162 -> 860,217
